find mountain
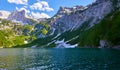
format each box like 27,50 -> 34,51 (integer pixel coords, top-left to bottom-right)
0,10 -> 51,47
0,10 -> 51,48
0,0 -> 120,48
50,0 -> 114,34
19,0 -> 120,48
50,0 -> 120,48
7,10 -> 33,25
0,17 -> 52,48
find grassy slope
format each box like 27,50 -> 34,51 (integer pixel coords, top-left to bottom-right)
0,19 -> 51,48
0,19 -> 31,47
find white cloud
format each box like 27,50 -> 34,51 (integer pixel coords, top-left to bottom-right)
30,2 -> 43,10
0,10 -> 11,19
16,7 -> 30,13
45,7 -> 54,12
7,0 -> 28,5
41,1 -> 49,7
31,12 -> 50,19
30,1 -> 54,12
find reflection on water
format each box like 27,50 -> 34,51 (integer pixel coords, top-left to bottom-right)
0,48 -> 120,70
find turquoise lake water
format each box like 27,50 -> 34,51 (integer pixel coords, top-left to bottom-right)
0,48 -> 120,70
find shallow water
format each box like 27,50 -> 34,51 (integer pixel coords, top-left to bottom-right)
0,48 -> 120,70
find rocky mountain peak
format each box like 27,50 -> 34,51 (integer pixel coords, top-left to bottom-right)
8,10 -> 26,20
50,5 -> 87,24
17,10 -> 25,16
8,10 -> 33,25
50,0 -> 115,34
57,5 -> 86,15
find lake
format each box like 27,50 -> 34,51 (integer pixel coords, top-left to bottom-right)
0,48 -> 120,70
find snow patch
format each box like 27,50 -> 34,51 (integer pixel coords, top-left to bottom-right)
55,39 -> 78,48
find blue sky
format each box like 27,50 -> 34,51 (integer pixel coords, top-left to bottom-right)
0,0 -> 95,19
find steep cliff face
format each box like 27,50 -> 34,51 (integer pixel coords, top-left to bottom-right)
8,10 -> 33,25
50,0 -> 113,34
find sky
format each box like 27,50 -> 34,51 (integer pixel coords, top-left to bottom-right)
0,0 -> 95,19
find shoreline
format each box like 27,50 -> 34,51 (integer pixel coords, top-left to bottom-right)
112,45 -> 120,50
0,45 -> 120,50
